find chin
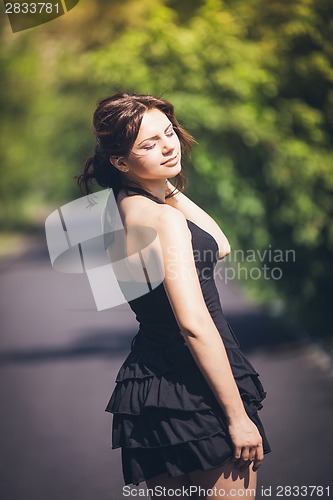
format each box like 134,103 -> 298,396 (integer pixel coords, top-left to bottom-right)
168,162 -> 182,177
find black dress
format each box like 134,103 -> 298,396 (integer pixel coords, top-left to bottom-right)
105,193 -> 271,485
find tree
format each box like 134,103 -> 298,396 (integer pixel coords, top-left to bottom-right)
1,0 -> 332,337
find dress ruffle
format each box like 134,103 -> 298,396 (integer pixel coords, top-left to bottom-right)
121,411 -> 268,486
105,341 -> 270,484
106,343 -> 266,419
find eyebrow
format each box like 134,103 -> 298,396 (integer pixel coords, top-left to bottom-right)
136,123 -> 173,147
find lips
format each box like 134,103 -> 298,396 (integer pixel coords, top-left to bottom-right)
161,154 -> 179,166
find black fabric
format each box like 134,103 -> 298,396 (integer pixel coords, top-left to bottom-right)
105,192 -> 271,485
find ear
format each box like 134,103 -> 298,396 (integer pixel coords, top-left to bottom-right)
109,157 -> 129,173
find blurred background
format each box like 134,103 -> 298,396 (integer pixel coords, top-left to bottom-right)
1,0 -> 333,498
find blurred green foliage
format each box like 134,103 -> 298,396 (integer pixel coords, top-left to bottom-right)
1,0 -> 332,337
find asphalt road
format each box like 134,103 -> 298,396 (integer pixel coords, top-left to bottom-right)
0,236 -> 332,500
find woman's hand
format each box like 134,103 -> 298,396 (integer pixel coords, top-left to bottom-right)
228,415 -> 264,472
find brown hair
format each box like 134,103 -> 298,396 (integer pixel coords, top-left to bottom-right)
77,92 -> 195,200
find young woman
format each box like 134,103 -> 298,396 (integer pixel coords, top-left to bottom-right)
78,93 -> 271,499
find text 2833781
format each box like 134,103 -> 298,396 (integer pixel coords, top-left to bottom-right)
5,2 -> 60,14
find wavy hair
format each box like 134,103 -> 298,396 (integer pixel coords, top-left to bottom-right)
77,92 -> 195,200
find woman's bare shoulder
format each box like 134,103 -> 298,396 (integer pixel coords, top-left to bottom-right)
117,190 -> 188,232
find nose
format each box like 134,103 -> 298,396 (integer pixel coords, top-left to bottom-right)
162,136 -> 175,155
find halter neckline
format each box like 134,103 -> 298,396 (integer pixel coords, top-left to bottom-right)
122,186 -> 166,204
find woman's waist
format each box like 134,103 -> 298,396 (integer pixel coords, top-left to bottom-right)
131,325 -> 185,351
131,318 -> 240,351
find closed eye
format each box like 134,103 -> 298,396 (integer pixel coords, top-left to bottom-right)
143,143 -> 156,150
166,128 -> 175,138
138,124 -> 175,151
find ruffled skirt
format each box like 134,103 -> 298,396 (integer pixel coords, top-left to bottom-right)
105,339 -> 271,485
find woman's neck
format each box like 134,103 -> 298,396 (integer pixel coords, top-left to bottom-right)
125,179 -> 167,203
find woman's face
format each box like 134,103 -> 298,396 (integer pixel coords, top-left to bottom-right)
121,108 -> 182,182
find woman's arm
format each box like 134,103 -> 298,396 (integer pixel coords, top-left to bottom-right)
155,206 -> 264,471
165,180 -> 231,259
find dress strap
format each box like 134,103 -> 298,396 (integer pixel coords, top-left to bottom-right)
123,185 -> 166,205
